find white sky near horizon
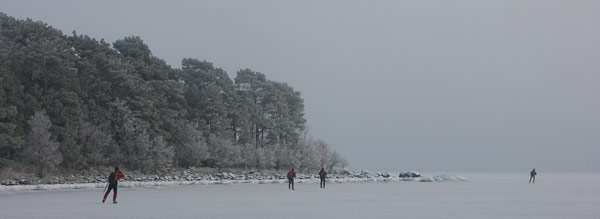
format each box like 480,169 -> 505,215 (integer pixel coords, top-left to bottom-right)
2,0 -> 599,172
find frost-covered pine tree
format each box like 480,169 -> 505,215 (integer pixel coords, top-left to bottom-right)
110,98 -> 152,171
24,111 -> 62,177
149,136 -> 174,172
256,146 -> 276,170
175,122 -> 209,167
299,142 -> 319,171
206,135 -> 240,168
78,122 -> 112,166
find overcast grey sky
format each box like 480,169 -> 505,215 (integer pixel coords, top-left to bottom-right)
2,0 -> 599,171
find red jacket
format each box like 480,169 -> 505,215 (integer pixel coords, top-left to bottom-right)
287,171 -> 296,179
109,172 -> 125,185
115,172 -> 125,184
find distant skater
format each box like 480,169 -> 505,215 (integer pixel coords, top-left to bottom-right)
319,168 -> 327,188
103,167 -> 125,203
287,169 -> 296,190
529,168 -> 536,184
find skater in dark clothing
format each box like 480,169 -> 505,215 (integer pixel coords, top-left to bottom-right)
529,168 -> 536,184
287,169 -> 296,190
319,168 -> 327,188
103,167 -> 125,204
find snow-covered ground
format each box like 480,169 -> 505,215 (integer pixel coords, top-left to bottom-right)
1,172 -> 599,218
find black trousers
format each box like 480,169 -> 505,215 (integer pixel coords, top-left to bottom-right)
529,175 -> 535,183
288,179 -> 294,190
320,178 -> 326,188
103,184 -> 118,201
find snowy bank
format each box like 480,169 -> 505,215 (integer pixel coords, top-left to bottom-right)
0,170 -> 466,193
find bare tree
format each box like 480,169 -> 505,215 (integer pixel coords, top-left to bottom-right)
327,151 -> 348,171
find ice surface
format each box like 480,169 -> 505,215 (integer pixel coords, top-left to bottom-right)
1,172 -> 599,218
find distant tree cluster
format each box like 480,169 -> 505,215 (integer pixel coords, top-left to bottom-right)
0,13 -> 346,177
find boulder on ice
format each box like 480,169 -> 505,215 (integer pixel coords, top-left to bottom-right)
398,171 -> 421,178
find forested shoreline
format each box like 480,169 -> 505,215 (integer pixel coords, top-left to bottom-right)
0,13 -> 346,178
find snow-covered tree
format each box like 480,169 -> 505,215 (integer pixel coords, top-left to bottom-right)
78,122 -> 112,166
175,122 -> 209,167
0,13 -> 349,173
149,136 -> 174,172
24,111 -> 62,177
206,135 -> 240,168
110,98 -> 152,171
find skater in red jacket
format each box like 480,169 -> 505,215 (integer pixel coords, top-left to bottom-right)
103,167 -> 125,204
287,169 -> 296,190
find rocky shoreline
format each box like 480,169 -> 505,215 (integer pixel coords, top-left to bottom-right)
0,169 -> 423,186
1,168 -> 464,192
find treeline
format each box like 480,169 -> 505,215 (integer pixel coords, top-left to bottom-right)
0,13 -> 347,177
